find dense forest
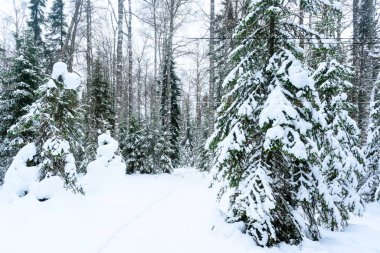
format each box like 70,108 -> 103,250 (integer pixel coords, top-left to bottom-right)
1,0 -> 380,248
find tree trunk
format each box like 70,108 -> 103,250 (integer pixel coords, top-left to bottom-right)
115,0 -> 124,138
127,0 -> 133,124
209,0 -> 215,132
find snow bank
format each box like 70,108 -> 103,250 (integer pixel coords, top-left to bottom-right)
29,176 -> 64,201
2,143 -> 40,198
83,131 -> 126,191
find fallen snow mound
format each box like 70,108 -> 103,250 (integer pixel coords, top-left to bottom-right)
83,131 -> 126,190
2,143 -> 40,198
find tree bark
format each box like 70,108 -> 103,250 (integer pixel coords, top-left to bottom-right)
115,0 -> 124,138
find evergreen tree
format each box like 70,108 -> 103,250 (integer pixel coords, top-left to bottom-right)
313,59 -> 365,227
310,1 -> 365,223
84,58 -> 115,162
214,0 -> 236,107
208,0 -> 345,246
120,117 -> 145,174
120,121 -> 173,174
0,31 -> 44,183
160,54 -> 181,168
361,81 -> 380,201
9,62 -> 84,193
90,59 -> 114,133
150,126 -> 174,173
27,0 -> 46,45
180,119 -> 194,167
45,0 -> 67,67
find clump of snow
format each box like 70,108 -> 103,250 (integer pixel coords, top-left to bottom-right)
42,137 -> 70,156
97,131 -> 120,162
51,62 -> 68,80
64,72 -> 81,89
83,131 -> 126,191
29,176 -> 64,200
2,143 -> 40,198
51,62 -> 81,89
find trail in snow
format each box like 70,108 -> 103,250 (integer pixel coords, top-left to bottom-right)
0,168 -> 380,253
97,176 -> 184,253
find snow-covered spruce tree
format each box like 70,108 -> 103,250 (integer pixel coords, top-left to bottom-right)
28,0 -> 46,45
120,117 -> 145,174
309,1 -> 365,225
85,58 -> 115,163
361,81 -> 380,201
160,53 -> 181,168
313,59 -> 365,227
214,0 -> 236,107
120,121 -> 173,174
208,0 -> 344,246
180,123 -> 195,167
153,127 -> 174,173
180,95 -> 195,167
45,0 -> 67,67
8,62 -> 84,194
0,31 -> 45,183
90,58 -> 115,133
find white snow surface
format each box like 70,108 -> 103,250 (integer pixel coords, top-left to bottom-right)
0,168 -> 380,253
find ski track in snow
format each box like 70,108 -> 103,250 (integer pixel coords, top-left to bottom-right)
97,177 -> 185,253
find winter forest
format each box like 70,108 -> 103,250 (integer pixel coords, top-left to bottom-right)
1,0 -> 380,252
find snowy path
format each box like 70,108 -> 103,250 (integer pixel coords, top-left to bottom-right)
0,168 -> 380,253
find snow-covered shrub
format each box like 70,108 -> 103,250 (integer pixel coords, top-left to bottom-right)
84,131 -> 126,184
2,143 -> 40,197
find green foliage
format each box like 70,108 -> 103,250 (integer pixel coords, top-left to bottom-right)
120,121 -> 173,174
9,63 -> 84,193
0,31 -> 45,183
160,54 -> 181,167
27,0 -> 46,45
45,0 -> 67,66
208,0 -> 350,247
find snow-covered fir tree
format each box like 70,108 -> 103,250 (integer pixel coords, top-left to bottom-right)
120,117 -> 145,174
160,53 -> 181,168
84,58 -> 115,163
27,0 -> 46,46
0,31 -> 45,183
361,80 -> 380,201
310,1 -> 365,225
180,120 -> 195,167
208,0 -> 348,246
8,62 -> 84,194
121,122 -> 174,174
150,127 -> 174,173
197,0 -> 236,173
214,0 -> 236,107
45,0 -> 67,67
313,59 -> 365,227
90,58 -> 114,133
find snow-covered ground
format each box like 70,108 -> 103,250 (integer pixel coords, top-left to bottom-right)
0,168 -> 379,253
